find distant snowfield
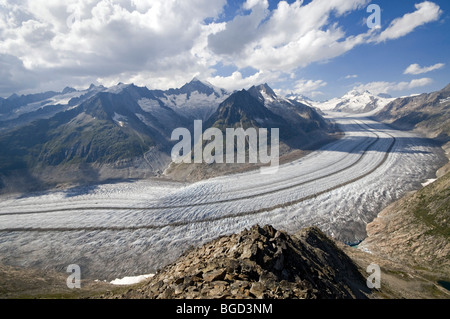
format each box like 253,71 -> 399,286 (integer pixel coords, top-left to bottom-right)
1,87 -> 104,122
0,113 -> 446,280
311,91 -> 394,113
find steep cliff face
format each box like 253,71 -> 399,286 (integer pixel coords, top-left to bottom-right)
102,225 -> 370,299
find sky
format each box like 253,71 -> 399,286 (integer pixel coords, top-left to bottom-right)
0,0 -> 449,100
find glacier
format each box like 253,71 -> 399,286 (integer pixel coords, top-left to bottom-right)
0,112 -> 446,280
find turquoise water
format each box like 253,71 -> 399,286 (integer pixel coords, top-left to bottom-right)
437,280 -> 450,291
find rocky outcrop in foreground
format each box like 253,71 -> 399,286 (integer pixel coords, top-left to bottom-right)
103,225 -> 370,299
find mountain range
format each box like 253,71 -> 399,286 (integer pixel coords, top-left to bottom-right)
296,83 -> 450,152
165,84 -> 338,181
307,90 -> 395,114
374,83 -> 450,143
0,79 -> 335,193
2,80 -> 449,193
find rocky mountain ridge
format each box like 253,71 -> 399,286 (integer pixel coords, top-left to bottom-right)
0,80 -> 335,193
102,225 -> 370,299
2,221 -> 448,299
100,223 -> 450,300
165,86 -> 338,181
374,83 -> 450,145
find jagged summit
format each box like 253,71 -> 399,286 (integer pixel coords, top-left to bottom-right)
287,93 -> 313,101
102,225 -> 370,299
256,83 -> 277,96
62,86 -> 77,94
190,76 -> 215,87
7,93 -> 20,100
105,82 -> 135,94
248,83 -> 277,104
178,78 -> 228,98
442,83 -> 450,93
205,89 -> 288,131
344,89 -> 389,99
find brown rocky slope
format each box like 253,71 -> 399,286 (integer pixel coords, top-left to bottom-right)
359,170 -> 450,283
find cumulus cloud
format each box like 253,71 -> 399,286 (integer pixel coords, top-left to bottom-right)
376,1 -> 442,42
207,0 -> 269,56
353,78 -> 433,95
208,0 -> 441,92
0,0 -> 444,96
243,0 -> 268,10
0,0 -> 227,93
292,79 -> 327,97
208,0 -> 371,72
207,70 -> 282,91
0,54 -> 39,96
274,78 -> 327,99
404,63 -> 445,75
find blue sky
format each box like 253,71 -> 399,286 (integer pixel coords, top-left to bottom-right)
292,0 -> 450,99
210,0 -> 450,99
0,0 -> 448,100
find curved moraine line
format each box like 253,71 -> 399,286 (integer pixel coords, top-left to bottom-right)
0,120 -> 396,232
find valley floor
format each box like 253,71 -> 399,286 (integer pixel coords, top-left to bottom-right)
0,113 -> 447,282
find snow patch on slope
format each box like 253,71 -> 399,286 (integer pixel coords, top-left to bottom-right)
110,274 -> 154,285
161,91 -> 227,120
138,98 -> 161,113
113,112 -> 128,127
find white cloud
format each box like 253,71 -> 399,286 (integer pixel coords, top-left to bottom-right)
404,63 -> 445,75
207,0 -> 269,56
344,74 -> 358,79
376,1 -> 442,42
0,0 -> 227,92
353,78 -> 433,95
207,70 -> 282,91
208,0 -> 371,72
292,79 -> 327,97
243,0 -> 268,10
274,78 -> 327,98
0,0 -> 445,97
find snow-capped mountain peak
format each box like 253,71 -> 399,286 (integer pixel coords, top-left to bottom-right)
247,83 -> 279,105
286,94 -> 314,107
179,78 -> 228,98
139,79 -> 230,121
313,90 -> 395,114
343,89 -> 373,98
105,82 -> 134,94
62,86 -> 77,94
